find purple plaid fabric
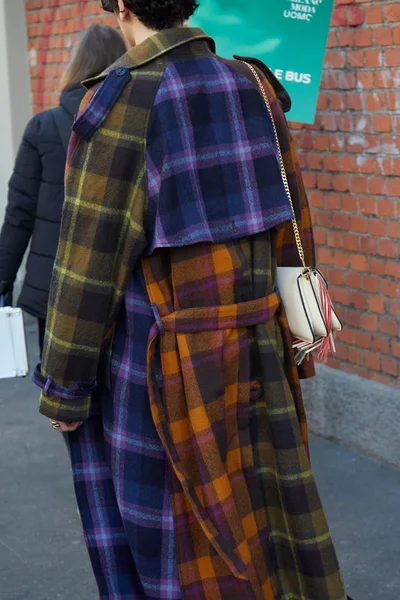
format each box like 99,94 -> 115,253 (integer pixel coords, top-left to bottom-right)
73,67 -> 131,142
67,269 -> 181,600
146,56 -> 293,253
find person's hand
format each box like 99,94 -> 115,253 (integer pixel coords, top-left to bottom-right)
49,419 -> 83,433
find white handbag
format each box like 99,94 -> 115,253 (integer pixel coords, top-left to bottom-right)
0,306 -> 29,379
242,62 -> 343,364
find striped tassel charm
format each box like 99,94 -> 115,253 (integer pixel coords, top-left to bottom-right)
292,269 -> 337,365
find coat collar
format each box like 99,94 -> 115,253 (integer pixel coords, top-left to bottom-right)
83,27 -> 215,89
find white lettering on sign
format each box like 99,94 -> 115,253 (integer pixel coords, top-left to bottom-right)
274,69 -> 312,85
284,0 -> 323,22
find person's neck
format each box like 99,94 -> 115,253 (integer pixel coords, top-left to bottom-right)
130,21 -> 184,46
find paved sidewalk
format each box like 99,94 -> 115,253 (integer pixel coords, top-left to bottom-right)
0,324 -> 399,599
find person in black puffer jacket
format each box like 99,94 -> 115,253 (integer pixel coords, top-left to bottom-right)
0,24 -> 126,354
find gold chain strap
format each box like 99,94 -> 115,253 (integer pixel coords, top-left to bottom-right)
241,61 -> 306,268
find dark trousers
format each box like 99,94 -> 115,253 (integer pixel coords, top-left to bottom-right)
38,318 -> 46,358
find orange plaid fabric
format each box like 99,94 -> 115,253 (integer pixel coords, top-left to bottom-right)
141,237 -> 346,599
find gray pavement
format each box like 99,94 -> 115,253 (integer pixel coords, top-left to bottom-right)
0,323 -> 399,600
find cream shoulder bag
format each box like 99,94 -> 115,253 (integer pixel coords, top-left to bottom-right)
242,61 -> 343,365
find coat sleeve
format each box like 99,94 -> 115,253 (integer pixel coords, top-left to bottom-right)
260,70 -> 316,380
0,116 -> 42,286
32,80 -> 148,422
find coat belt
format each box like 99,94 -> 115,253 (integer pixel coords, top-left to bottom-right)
146,291 -> 280,583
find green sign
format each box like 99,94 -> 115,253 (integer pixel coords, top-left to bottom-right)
192,0 -> 334,124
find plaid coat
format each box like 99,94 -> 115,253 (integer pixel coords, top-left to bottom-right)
33,28 -> 346,599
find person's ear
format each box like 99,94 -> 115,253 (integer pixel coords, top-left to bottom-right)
117,0 -> 126,16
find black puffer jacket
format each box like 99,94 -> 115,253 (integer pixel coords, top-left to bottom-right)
0,85 -> 86,320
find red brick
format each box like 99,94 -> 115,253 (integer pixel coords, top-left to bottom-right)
303,172 -> 317,189
318,248 -> 333,265
323,155 -> 340,171
389,300 -> 400,317
372,335 -> 389,354
357,158 -> 377,175
363,275 -> 379,293
342,233 -> 360,252
334,251 -> 350,269
365,50 -> 383,69
374,71 -> 394,90
385,49 -> 400,67
328,268 -> 345,286
368,219 -> 386,237
373,115 -> 392,133
368,178 -> 386,195
347,50 -> 364,68
337,29 -> 355,48
350,292 -> 367,310
392,341 -> 400,359
384,4 -> 400,23
347,93 -> 364,111
361,236 -> 377,255
317,94 -> 329,112
339,156 -> 357,173
327,232 -> 343,249
360,197 -> 376,215
330,93 -> 348,111
368,258 -> 386,276
381,280 -> 399,299
307,154 -> 322,170
377,240 -> 397,259
341,195 -> 358,213
340,328 -> 354,346
357,71 -> 374,90
348,6 -> 364,27
394,25 -> 400,45
350,216 -> 367,233
374,27 -> 393,46
381,318 -> 398,337
355,332 -> 371,349
386,261 -> 400,279
369,296 -> 385,315
381,358 -> 398,377
365,5 -> 383,24
378,199 -> 395,218
356,28 -> 372,47
325,51 -> 346,69
326,193 -> 341,210
332,175 -> 349,192
314,228 -> 326,246
346,272 -> 361,290
361,314 -> 379,332
365,351 -> 380,371
334,342 -> 349,361
387,180 -> 400,197
308,191 -> 325,208
317,174 -> 333,190
364,94 -> 384,112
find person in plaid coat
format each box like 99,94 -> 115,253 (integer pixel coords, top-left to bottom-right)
32,1 -> 349,598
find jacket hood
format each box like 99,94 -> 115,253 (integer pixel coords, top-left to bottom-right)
60,84 -> 87,117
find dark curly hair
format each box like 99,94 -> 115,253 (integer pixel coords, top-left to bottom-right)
102,0 -> 199,31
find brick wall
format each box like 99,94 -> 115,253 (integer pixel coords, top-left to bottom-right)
291,0 -> 399,386
24,0 -> 400,386
25,0 -> 115,113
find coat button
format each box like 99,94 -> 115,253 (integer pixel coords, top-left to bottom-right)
115,67 -> 127,77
